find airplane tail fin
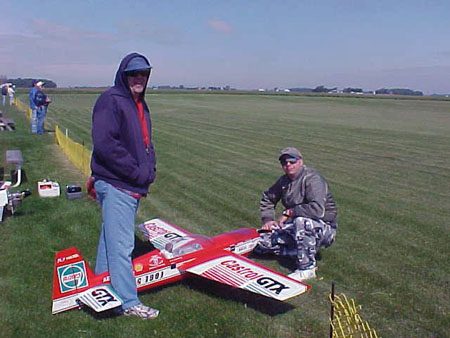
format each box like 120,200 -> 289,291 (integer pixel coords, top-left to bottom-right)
52,247 -> 98,314
52,247 -> 123,314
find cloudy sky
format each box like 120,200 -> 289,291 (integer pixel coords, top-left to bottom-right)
1,1 -> 449,94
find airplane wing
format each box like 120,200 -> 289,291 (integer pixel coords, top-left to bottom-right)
138,218 -> 193,250
183,251 -> 310,301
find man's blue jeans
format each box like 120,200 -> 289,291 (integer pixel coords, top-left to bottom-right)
31,109 -> 38,133
94,179 -> 141,310
36,106 -> 46,134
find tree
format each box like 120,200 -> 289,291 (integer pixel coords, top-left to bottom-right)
7,78 -> 57,88
313,85 -> 336,93
375,88 -> 391,95
343,87 -> 363,93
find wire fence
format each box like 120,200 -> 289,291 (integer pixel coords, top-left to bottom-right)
330,290 -> 379,338
54,125 -> 91,177
14,98 -> 32,119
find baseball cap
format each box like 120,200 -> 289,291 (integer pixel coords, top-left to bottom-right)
36,81 -> 45,87
278,147 -> 303,160
124,57 -> 152,72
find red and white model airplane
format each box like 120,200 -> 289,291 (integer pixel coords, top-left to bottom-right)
52,218 -> 310,314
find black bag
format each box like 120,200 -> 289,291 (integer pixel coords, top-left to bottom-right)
254,227 -> 298,258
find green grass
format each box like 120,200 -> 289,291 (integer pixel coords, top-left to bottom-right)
2,92 -> 450,337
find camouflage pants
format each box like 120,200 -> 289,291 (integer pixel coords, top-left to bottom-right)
257,217 -> 336,270
291,217 -> 336,269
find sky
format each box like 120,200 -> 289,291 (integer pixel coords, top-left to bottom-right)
1,0 -> 449,94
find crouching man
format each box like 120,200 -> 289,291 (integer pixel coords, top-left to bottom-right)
257,147 -> 338,281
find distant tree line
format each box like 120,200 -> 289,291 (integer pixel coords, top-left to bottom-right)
5,78 -> 57,88
290,85 -> 423,96
375,88 -> 423,96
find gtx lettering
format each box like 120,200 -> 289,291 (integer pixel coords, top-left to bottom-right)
164,232 -> 182,240
91,288 -> 118,306
257,277 -> 289,295
221,260 -> 264,280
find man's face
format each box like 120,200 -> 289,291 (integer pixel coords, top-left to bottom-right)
280,156 -> 303,178
126,69 -> 150,97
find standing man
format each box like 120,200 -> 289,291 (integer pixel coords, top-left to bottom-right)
29,80 -> 39,133
2,84 -> 8,107
89,53 -> 158,319
34,82 -> 51,135
258,147 -> 338,281
8,84 -> 15,106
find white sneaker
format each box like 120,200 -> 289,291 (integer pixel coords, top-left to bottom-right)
288,268 -> 317,282
123,304 -> 159,319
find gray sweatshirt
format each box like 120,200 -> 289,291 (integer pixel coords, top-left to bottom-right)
260,165 -> 337,227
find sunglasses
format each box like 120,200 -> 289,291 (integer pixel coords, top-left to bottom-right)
125,70 -> 151,77
280,158 -> 298,165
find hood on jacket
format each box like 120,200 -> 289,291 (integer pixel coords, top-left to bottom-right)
114,52 -> 152,98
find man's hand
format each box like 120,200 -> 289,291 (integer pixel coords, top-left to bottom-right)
86,176 -> 97,200
278,208 -> 292,227
261,220 -> 279,231
277,215 -> 290,227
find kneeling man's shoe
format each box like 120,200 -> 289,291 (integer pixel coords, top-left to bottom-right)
288,267 -> 317,282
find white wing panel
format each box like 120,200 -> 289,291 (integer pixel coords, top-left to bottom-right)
186,254 -> 309,301
77,285 -> 122,312
138,218 -> 192,250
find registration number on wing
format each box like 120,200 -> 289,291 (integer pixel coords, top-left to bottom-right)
136,271 -> 165,287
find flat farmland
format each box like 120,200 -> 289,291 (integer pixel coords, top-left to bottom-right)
7,91 -> 450,337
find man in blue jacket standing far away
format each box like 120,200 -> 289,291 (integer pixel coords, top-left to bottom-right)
89,53 -> 158,319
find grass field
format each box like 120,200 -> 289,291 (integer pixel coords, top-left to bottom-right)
1,91 -> 449,337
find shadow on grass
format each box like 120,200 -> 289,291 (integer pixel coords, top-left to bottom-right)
77,305 -> 122,321
181,275 -> 296,316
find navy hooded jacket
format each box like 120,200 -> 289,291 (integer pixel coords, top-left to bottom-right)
90,53 -> 156,195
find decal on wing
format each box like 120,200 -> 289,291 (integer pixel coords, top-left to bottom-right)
57,261 -> 89,293
78,285 -> 122,312
186,254 -> 310,301
138,218 -> 193,250
136,266 -> 182,288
